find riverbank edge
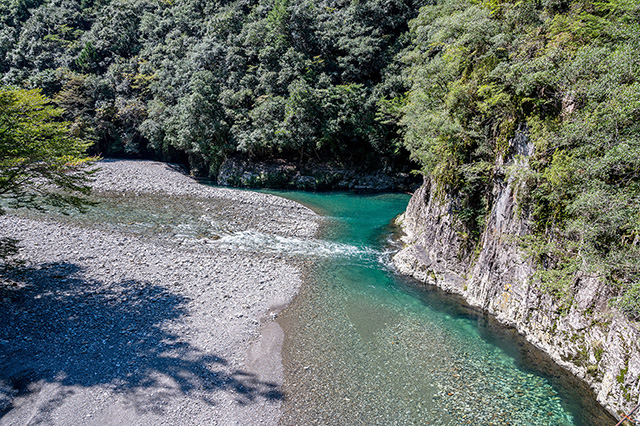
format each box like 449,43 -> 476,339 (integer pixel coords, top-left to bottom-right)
392,176 -> 640,421
0,159 -> 322,425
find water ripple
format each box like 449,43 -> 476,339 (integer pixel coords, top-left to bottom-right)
214,231 -> 381,261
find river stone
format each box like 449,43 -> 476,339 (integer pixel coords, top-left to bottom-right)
0,159 -> 322,426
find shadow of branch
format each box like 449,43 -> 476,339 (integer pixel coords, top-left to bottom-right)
0,262 -> 283,419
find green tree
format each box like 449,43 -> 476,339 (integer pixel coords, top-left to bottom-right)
395,0 -> 640,318
0,87 -> 94,221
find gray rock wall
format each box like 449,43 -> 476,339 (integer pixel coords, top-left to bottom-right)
393,132 -> 640,420
216,156 -> 419,192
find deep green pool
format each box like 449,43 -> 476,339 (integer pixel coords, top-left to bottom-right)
265,190 -> 615,426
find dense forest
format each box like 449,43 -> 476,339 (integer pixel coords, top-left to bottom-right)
0,0 -> 423,175
396,0 -> 640,319
1,0 -> 638,315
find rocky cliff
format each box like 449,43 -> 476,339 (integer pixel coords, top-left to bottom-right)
393,131 -> 640,420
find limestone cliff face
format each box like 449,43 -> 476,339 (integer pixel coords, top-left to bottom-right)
393,131 -> 640,419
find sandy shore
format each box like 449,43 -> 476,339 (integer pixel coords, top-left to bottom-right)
0,160 -> 320,425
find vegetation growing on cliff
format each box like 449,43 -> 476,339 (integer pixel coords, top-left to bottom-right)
395,0 -> 640,318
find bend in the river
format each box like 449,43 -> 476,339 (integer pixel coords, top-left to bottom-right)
268,190 -> 615,426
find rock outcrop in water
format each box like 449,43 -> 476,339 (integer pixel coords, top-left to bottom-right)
393,131 -> 640,420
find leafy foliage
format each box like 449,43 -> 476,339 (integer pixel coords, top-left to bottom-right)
397,0 -> 640,318
0,87 -> 94,217
1,0 -> 421,174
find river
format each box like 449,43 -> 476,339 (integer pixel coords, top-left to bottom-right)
266,190 -> 616,426
10,177 -> 616,425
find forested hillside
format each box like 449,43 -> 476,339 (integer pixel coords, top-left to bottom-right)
0,0 -> 421,175
1,0 -> 639,316
394,0 -> 640,319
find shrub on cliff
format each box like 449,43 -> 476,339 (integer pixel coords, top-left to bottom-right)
394,0 -> 640,318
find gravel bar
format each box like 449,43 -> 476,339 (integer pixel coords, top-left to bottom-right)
0,159 -> 321,425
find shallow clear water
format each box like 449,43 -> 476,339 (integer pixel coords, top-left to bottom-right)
266,190 -> 616,426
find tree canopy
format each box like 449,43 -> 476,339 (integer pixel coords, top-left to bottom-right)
395,0 -> 640,318
0,0 -> 422,175
0,87 -> 93,215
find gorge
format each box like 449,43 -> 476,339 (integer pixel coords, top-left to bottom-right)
1,0 -> 639,423
0,160 -> 624,424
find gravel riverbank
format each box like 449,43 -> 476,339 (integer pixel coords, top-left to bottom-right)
0,159 -> 321,425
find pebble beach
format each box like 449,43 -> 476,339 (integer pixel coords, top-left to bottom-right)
0,159 -> 320,425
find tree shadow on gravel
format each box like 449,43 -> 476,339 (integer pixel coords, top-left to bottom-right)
0,262 -> 283,420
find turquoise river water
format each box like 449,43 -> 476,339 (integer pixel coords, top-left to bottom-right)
267,190 -> 616,426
